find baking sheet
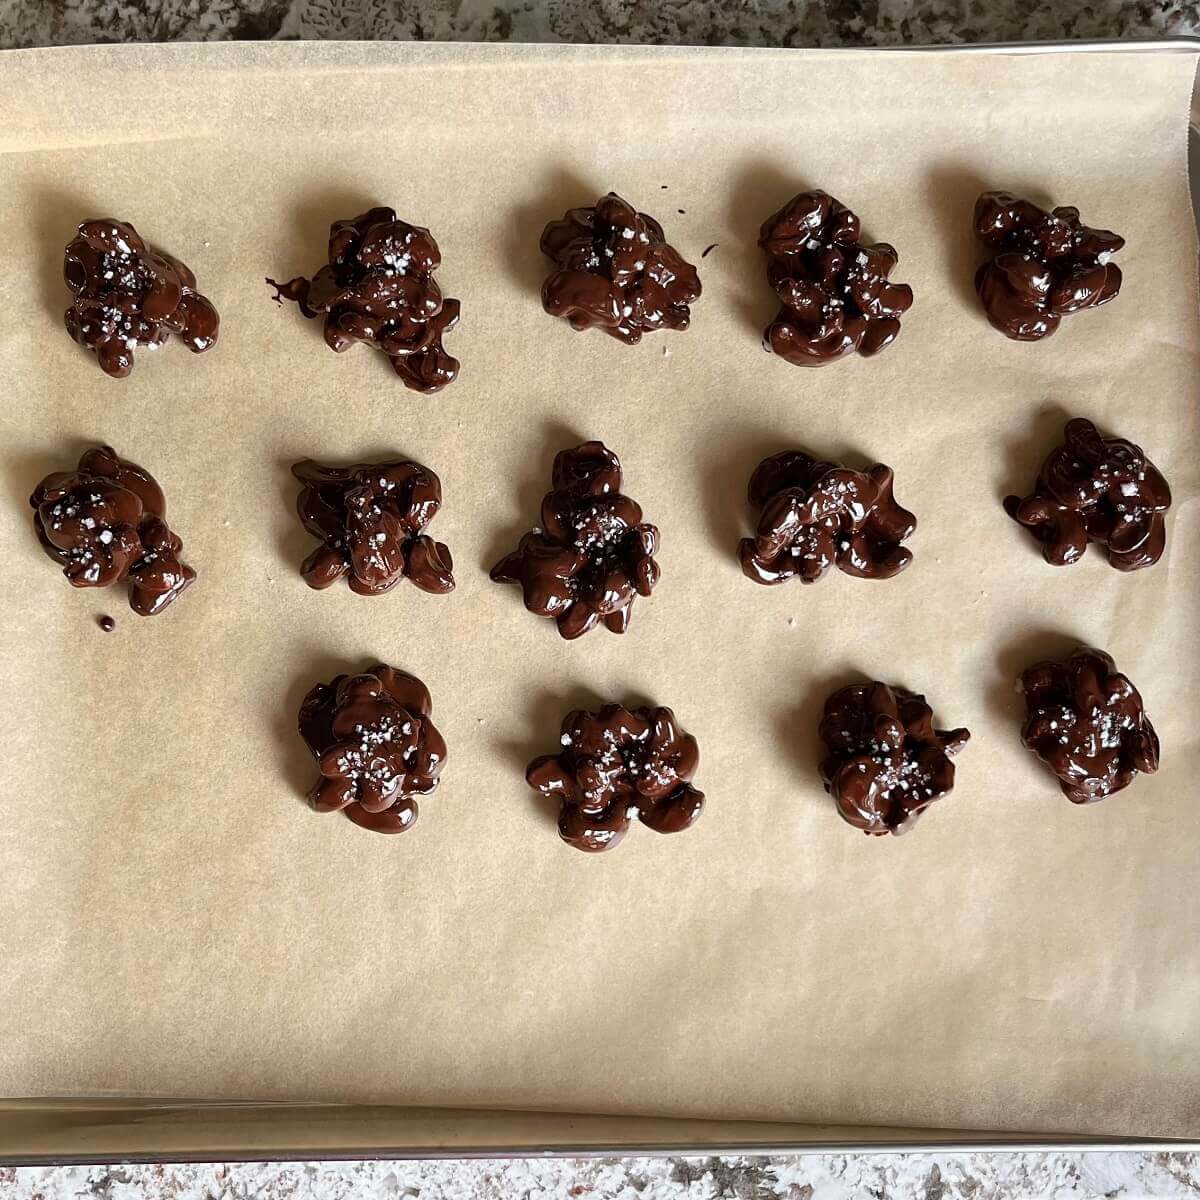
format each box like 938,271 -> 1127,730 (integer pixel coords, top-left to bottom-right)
0,41 -> 1197,1140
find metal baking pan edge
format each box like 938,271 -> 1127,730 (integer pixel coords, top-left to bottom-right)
1,34 -> 1197,1166
1,1100 -> 1196,1165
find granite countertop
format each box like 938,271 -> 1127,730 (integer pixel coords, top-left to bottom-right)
3,1151 -> 1200,1200
1,2 -> 1197,1197
1,0 -> 1198,47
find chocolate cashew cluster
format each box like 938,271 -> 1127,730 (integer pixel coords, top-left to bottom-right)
292,458 -> 455,596
540,192 -> 701,343
759,190 -> 913,366
819,682 -> 970,836
30,445 -> 195,616
739,450 -> 915,585
490,441 -> 659,639
268,206 -> 460,393
526,703 -> 704,852
63,219 -> 219,378
298,664 -> 447,834
1005,418 -> 1171,572
1020,647 -> 1158,804
974,191 -> 1124,341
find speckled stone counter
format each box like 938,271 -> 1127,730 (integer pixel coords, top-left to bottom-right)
1,2 -> 1197,1197
2,0 -> 1199,46
3,1151 -> 1200,1199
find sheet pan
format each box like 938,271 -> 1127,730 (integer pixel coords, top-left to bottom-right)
0,37 -> 1197,1157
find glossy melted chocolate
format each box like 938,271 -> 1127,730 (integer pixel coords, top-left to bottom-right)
759,191 -> 913,366
526,703 -> 704,852
30,446 -> 195,616
268,207 -> 460,393
739,450 -> 915,584
819,682 -> 969,836
540,192 -> 701,343
63,219 -> 219,378
490,441 -> 659,640
1020,647 -> 1158,804
1005,418 -> 1171,572
298,664 -> 447,834
974,191 -> 1124,341
292,458 -> 455,596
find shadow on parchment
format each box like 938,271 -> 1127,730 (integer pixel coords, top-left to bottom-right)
6,439 -> 98,533
725,160 -> 805,342
263,187 -> 381,356
924,165 -> 1064,318
775,664 -> 873,814
923,163 -> 992,315
33,186 -> 105,340
480,417 -> 588,577
998,402 -> 1076,508
987,627 -> 1083,729
273,456 -> 310,581
697,424 -> 792,561
502,166 -> 599,300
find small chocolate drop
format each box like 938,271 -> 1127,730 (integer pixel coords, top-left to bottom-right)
98,615 -> 116,632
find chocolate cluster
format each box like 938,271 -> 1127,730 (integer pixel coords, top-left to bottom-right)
1020,647 -> 1158,804
974,191 -> 1124,341
739,450 -> 915,584
1005,418 -> 1171,572
30,446 -> 195,616
298,664 -> 447,834
819,683 -> 970,836
491,441 -> 659,639
63,219 -> 219,378
292,458 -> 455,596
540,192 -> 701,343
759,190 -> 913,366
269,206 -> 460,393
526,703 -> 704,852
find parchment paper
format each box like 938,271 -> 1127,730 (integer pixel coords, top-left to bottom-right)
0,42 -> 1197,1139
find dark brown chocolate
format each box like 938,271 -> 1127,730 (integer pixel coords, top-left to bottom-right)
819,683 -> 969,836
292,459 -> 454,596
540,192 -> 701,343
759,191 -> 912,366
30,446 -> 195,617
268,207 -> 459,393
1020,647 -> 1158,804
739,450 -> 915,585
1005,418 -> 1171,572
298,664 -> 446,834
63,219 -> 219,378
974,191 -> 1123,341
98,615 -> 116,632
490,441 -> 659,640
526,703 -> 703,852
